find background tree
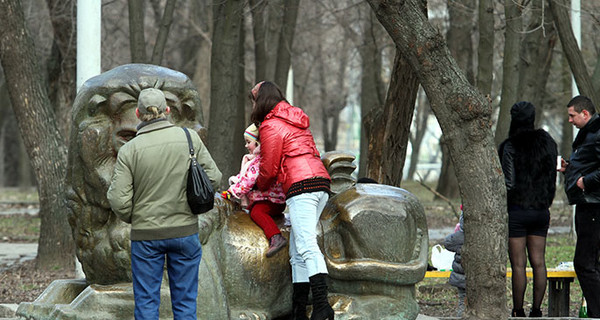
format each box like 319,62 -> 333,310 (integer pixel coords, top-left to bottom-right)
550,0 -> 600,107
476,0 -> 495,96
208,0 -> 246,188
365,49 -> 420,185
366,0 -> 508,319
435,0 -> 476,199
494,0 -> 523,146
0,0 -> 75,271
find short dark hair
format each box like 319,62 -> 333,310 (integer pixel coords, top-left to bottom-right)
568,95 -> 596,115
250,81 -> 287,124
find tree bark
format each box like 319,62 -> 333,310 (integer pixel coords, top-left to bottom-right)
494,0 -> 522,146
436,0 -> 476,199
0,0 -> 75,270
476,0 -> 494,96
358,10 -> 386,178
45,0 -> 77,141
208,0 -> 246,189
407,90 -> 430,180
128,0 -> 147,63
367,49 -> 419,186
549,0 -> 600,107
249,0 -> 268,81
273,0 -> 299,89
366,1 -> 508,318
518,1 -> 556,126
150,0 -> 176,65
447,0 -> 475,84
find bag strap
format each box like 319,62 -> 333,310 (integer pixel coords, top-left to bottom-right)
182,127 -> 195,157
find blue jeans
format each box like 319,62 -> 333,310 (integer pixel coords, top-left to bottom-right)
287,191 -> 329,283
131,234 -> 202,320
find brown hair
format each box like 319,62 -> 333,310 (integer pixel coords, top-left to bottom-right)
250,81 -> 287,124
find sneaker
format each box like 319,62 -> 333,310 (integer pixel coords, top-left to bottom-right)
266,234 -> 287,258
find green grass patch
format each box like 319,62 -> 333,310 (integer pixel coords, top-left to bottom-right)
0,215 -> 40,242
0,187 -> 38,202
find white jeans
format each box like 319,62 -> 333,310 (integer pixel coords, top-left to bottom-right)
287,191 -> 329,283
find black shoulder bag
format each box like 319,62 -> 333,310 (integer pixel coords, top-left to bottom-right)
182,127 -> 214,214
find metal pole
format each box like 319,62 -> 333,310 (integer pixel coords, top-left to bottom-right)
75,0 -> 102,278
77,0 -> 102,91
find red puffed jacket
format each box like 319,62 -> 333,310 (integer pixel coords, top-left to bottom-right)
256,101 -> 330,194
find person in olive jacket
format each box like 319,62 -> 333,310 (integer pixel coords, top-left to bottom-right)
250,81 -> 334,320
559,95 -> 600,318
107,88 -> 222,320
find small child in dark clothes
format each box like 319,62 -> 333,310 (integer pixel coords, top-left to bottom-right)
444,206 -> 465,317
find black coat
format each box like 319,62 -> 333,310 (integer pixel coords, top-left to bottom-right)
499,128 -> 557,209
564,114 -> 600,204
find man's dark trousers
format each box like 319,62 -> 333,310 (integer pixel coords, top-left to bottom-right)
575,203 -> 600,318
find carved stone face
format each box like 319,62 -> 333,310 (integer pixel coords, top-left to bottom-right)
66,64 -> 204,284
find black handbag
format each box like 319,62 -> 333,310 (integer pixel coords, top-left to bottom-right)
182,127 -> 214,214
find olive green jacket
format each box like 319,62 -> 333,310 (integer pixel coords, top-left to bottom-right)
107,120 -> 222,241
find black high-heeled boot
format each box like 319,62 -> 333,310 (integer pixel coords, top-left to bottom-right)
292,282 -> 310,320
308,273 -> 334,320
511,308 -> 525,317
529,308 -> 542,317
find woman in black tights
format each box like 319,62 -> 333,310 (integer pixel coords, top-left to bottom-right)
498,101 -> 557,317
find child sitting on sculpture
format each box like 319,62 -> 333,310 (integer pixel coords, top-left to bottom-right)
222,123 -> 288,257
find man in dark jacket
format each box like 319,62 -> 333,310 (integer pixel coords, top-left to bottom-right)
559,95 -> 600,318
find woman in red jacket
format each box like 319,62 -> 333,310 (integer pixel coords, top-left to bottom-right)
250,81 -> 334,320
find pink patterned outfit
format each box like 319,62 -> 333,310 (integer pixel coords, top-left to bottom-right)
227,147 -> 286,239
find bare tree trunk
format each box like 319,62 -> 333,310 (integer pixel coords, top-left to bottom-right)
208,0 -> 246,189
150,0 -> 176,65
367,49 -> 419,186
494,0 -> 523,146
477,0 -> 494,96
319,35 -> 347,152
190,0 -> 212,123
407,89 -> 430,180
45,0 -> 76,141
0,0 -> 75,271
560,53 -> 573,159
358,10 -> 385,178
249,0 -> 268,81
549,0 -> 600,107
128,0 -> 147,63
519,2 -> 556,126
0,77 -> 7,186
273,0 -> 299,89
436,0 -> 476,199
447,0 -> 475,84
366,0 -> 508,318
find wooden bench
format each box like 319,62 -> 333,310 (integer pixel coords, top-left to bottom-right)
424,268 -> 577,317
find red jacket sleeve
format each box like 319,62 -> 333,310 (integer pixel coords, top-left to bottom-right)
257,121 -> 283,191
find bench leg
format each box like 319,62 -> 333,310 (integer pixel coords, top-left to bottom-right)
547,278 -> 573,317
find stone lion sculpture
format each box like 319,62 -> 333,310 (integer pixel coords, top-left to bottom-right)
16,64 -> 428,320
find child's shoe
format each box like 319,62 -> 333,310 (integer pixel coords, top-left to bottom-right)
266,234 -> 287,257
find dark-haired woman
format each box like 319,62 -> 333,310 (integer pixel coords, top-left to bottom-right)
499,101 -> 557,318
250,81 -> 334,320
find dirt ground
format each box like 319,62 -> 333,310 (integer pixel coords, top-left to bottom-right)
0,200 -> 577,318
0,259 -> 75,304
